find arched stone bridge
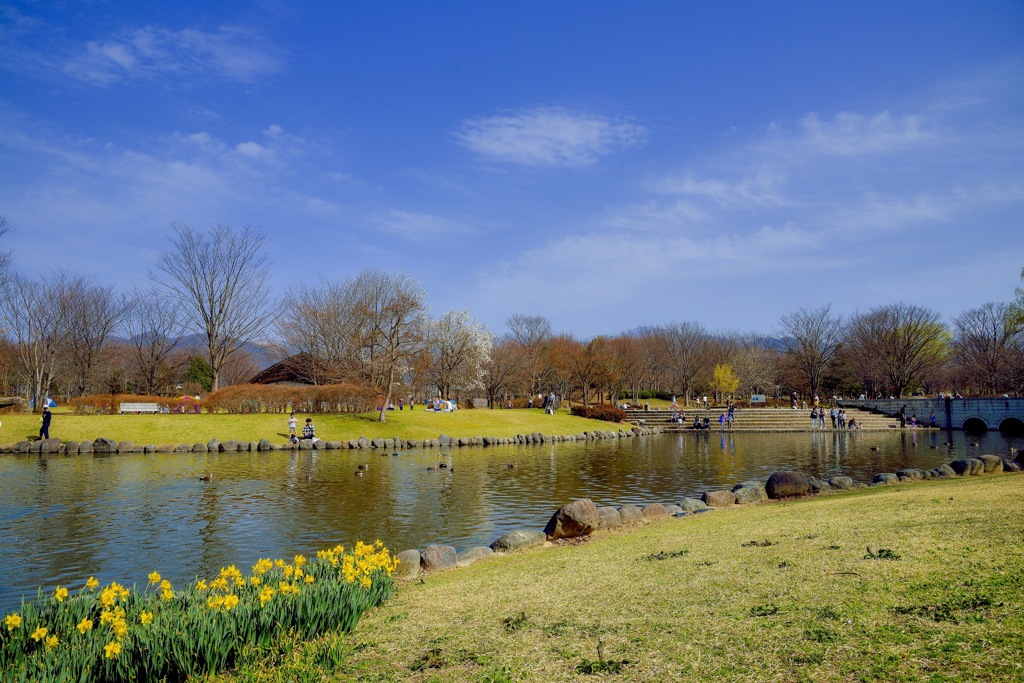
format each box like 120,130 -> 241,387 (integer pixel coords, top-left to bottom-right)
838,397 -> 1024,432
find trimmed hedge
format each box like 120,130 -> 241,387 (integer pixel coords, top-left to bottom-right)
203,384 -> 377,414
570,404 -> 627,422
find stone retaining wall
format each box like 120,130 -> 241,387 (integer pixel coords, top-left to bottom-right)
0,425 -> 664,454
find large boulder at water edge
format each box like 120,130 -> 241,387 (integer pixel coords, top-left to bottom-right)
978,455 -> 1003,473
597,506 -> 622,529
257,438 -> 273,452
92,438 -> 118,454
932,463 -> 956,478
896,468 -> 924,480
872,473 -> 900,485
765,471 -> 810,499
617,504 -> 644,524
950,459 -> 983,476
490,530 -> 546,552
39,438 -> 62,453
642,503 -> 669,520
1000,457 -> 1020,472
545,499 -> 600,540
702,490 -> 736,507
64,440 -> 79,454
732,482 -> 768,504
457,547 -> 494,567
394,549 -> 421,579
678,497 -> 709,512
828,476 -> 854,490
420,544 -> 457,571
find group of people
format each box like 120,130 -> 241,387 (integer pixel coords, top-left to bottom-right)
809,406 -> 859,430
287,413 -> 317,444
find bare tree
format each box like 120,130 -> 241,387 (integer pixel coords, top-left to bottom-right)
565,336 -> 607,406
0,215 -> 12,284
952,302 -> 1023,394
152,223 -> 277,392
124,286 -> 188,395
426,310 -> 491,399
65,279 -> 129,396
347,270 -> 427,422
483,335 -> 524,407
275,280 -> 366,384
846,303 -> 949,398
659,322 -> 712,406
0,272 -> 77,410
731,335 -> 783,398
777,304 -> 844,398
507,313 -> 552,394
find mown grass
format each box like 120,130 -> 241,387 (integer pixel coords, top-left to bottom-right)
213,475 -> 1024,682
0,407 -> 622,446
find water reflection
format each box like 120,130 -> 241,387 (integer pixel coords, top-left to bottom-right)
1,429 -> 1020,609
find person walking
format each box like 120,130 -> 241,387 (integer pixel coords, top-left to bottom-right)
39,405 -> 52,440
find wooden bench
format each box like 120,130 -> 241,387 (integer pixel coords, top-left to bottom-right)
120,402 -> 160,414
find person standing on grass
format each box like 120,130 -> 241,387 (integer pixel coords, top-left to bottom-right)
39,405 -> 52,440
288,413 -> 297,437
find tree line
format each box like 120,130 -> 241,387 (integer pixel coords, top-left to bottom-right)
1,220 -> 1023,417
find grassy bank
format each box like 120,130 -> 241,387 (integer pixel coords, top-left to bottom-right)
0,408 -> 623,446
215,475 -> 1023,682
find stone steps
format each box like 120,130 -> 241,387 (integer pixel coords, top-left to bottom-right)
622,407 -> 904,432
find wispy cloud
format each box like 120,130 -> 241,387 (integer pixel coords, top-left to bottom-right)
454,106 -> 646,166
791,111 -> 934,156
63,25 -> 282,84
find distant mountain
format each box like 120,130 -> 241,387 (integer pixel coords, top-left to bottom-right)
109,334 -> 277,371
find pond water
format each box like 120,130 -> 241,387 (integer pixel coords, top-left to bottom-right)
1,428 -> 1020,610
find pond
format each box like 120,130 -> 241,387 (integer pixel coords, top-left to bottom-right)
1,428 -> 1020,610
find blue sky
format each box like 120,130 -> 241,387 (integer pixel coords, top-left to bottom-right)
2,1 -> 1023,338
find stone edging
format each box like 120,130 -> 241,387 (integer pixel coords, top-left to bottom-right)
0,425 -> 665,454
392,451 -> 1024,580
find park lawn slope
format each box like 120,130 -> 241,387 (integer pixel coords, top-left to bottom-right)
0,407 -> 624,446
218,474 -> 1024,682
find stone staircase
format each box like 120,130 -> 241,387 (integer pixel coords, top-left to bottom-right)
623,406 -> 903,432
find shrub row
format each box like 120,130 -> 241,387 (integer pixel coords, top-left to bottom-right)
66,395 -> 197,415
571,404 -> 627,422
202,384 -> 378,414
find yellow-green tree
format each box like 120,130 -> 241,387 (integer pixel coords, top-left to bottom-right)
712,363 -> 740,403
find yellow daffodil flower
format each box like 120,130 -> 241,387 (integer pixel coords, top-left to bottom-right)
86,576 -> 99,590
104,641 -> 121,659
77,618 -> 93,634
31,626 -> 48,642
160,587 -> 174,601
140,611 -> 153,625
196,579 -> 208,591
53,586 -> 68,602
148,571 -> 161,585
5,613 -> 21,630
304,574 -> 314,584
112,619 -> 128,639
223,594 -> 239,611
45,634 -> 58,650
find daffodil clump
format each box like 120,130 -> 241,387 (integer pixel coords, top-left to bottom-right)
0,541 -> 398,682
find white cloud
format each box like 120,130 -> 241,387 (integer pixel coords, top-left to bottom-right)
794,111 -> 934,157
63,24 -> 282,84
454,106 -> 646,166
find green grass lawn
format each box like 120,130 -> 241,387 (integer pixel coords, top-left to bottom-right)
213,474 -> 1024,682
0,407 -> 627,446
